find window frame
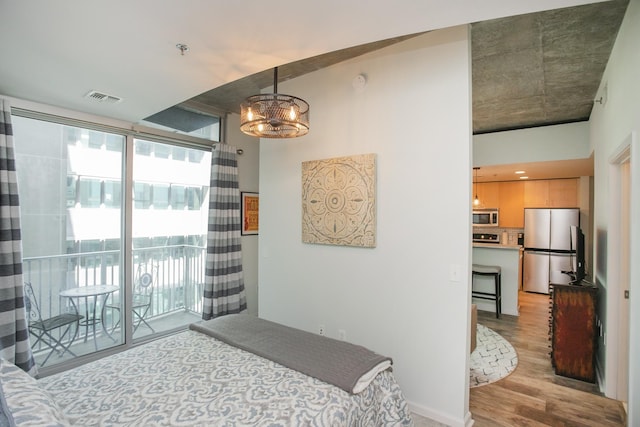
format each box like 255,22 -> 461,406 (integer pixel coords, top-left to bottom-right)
10,104 -> 219,374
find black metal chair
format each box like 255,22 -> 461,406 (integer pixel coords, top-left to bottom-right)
24,282 -> 83,366
105,263 -> 156,334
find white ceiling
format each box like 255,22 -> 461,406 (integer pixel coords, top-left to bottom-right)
475,157 -> 594,183
0,0 -> 605,124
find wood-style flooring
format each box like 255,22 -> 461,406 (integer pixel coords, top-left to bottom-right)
470,291 -> 627,426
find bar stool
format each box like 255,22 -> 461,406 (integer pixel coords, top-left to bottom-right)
471,264 -> 502,318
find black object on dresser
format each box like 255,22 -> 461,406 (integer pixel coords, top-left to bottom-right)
549,282 -> 598,383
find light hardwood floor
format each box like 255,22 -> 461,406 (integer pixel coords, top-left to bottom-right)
470,291 -> 626,426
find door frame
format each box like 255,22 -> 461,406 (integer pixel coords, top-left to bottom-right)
605,131 -> 638,405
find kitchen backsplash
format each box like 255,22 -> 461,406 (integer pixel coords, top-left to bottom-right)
473,227 -> 524,245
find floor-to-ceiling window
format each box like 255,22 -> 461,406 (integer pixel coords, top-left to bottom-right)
103,138 -> 211,341
13,111 -> 216,369
14,116 -> 125,366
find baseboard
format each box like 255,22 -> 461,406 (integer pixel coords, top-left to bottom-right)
595,355 -> 605,394
408,401 -> 473,427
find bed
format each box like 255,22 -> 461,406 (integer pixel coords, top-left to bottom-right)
0,314 -> 413,426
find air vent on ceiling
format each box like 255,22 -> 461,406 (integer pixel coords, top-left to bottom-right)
85,90 -> 123,104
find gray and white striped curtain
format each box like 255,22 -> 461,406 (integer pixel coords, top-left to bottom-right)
0,99 -> 36,375
202,143 -> 247,320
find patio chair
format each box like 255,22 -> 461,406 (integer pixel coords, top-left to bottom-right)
105,263 -> 156,334
24,282 -> 83,366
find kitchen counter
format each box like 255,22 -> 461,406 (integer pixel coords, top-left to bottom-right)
472,245 -> 523,316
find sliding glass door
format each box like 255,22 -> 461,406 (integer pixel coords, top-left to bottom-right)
13,116 -> 125,366
13,116 -> 213,368
103,138 -> 211,341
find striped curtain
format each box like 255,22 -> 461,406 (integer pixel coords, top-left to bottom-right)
202,143 -> 247,320
0,99 -> 36,375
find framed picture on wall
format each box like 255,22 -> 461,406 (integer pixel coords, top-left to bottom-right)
241,192 -> 259,235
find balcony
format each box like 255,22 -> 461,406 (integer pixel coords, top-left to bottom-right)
24,245 -> 205,367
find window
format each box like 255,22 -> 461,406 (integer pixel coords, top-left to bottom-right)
12,113 -> 213,370
103,180 -> 121,208
170,185 -> 186,209
79,177 -> 101,208
153,184 -> 170,209
13,116 -> 125,367
66,176 -> 77,207
187,187 -> 203,210
134,182 -> 152,209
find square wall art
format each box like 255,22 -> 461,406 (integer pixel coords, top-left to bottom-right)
301,153 -> 376,248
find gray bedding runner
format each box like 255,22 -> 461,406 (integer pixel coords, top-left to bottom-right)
189,314 -> 392,394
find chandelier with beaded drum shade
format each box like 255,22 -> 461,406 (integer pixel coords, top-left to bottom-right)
240,67 -> 310,138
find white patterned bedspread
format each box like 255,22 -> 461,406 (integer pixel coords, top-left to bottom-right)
39,330 -> 413,426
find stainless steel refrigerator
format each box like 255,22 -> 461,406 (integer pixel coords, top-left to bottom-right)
523,208 -> 579,294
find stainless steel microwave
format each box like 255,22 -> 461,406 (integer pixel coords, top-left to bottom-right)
473,209 -> 499,227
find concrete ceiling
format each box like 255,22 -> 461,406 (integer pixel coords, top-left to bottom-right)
471,0 -> 628,134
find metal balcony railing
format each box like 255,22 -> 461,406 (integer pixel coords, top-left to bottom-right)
24,245 -> 206,361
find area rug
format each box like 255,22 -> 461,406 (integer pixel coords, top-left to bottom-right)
470,324 -> 518,387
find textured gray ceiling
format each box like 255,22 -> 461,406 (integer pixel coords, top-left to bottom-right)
472,0 -> 628,134
178,1 -> 628,135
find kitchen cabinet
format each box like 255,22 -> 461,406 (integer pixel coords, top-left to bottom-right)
549,282 -> 597,382
474,182 -> 500,208
498,181 -> 524,227
524,180 -> 550,207
548,179 -> 578,207
474,179 -> 578,227
524,179 -> 578,208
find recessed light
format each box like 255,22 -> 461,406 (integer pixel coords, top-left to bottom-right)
519,176 -> 529,180
515,170 -> 526,174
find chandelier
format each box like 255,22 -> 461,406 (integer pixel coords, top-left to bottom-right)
240,67 -> 310,138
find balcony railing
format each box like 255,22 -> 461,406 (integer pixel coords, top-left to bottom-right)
24,245 -> 206,362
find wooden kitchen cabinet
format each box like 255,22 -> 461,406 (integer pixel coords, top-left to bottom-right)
475,182 -> 500,208
524,180 -> 550,207
549,179 -> 578,207
524,178 -> 578,208
475,178 -> 578,226
550,283 -> 598,383
498,181 -> 524,227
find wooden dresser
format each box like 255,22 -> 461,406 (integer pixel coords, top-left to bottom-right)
549,282 -> 598,383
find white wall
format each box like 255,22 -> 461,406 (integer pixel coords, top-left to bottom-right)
589,0 -> 640,423
473,121 -> 590,167
257,27 -> 474,426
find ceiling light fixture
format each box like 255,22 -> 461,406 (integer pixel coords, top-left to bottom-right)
240,67 -> 310,138
515,170 -> 526,174
473,167 -> 480,206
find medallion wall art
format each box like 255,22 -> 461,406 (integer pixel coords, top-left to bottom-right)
301,153 -> 376,248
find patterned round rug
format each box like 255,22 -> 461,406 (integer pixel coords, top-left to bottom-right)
470,324 -> 518,387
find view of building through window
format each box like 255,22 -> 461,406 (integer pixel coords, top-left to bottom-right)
13,115 -> 212,368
